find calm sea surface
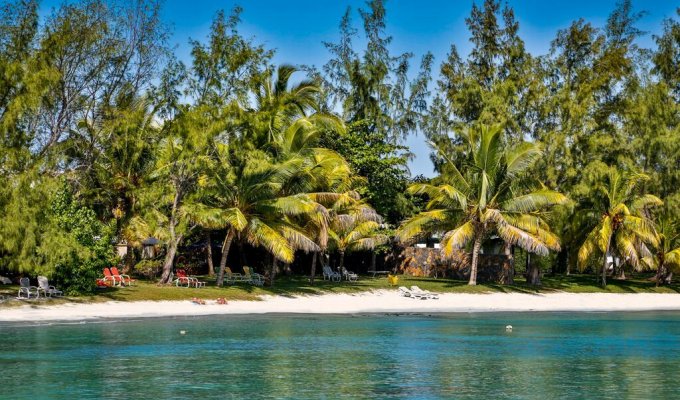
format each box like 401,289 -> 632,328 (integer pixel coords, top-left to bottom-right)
1,312 -> 680,399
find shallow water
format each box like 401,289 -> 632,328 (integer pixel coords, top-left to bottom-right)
1,312 -> 680,399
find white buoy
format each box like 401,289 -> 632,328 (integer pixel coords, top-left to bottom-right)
180,330 -> 186,335
505,325 -> 513,331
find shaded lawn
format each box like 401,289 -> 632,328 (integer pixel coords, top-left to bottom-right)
1,273 -> 679,307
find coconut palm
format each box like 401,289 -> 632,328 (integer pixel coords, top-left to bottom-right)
643,216 -> 680,286
397,124 -> 568,285
235,64 -> 321,148
577,169 -> 662,287
326,196 -> 388,273
196,144 -> 321,286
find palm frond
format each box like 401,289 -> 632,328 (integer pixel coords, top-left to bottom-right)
615,234 -> 641,270
396,209 -> 451,244
505,141 -> 542,178
502,189 -> 569,213
440,221 -> 476,257
578,228 -> 600,271
630,194 -> 663,215
246,218 -> 294,263
623,216 -> 659,247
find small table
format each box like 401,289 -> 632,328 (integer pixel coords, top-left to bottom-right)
368,270 -> 390,278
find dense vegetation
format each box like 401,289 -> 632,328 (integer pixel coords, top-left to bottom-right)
0,0 -> 678,294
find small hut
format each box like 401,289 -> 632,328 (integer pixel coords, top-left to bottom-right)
142,237 -> 160,259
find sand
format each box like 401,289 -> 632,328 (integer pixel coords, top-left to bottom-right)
2,291 -> 680,322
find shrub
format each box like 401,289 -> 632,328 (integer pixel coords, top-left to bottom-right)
134,259 -> 162,279
45,183 -> 116,295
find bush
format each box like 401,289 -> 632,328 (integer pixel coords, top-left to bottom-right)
134,259 -> 162,279
45,183 -> 116,295
52,258 -> 108,296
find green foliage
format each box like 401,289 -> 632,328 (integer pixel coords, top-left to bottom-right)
134,259 -> 162,280
0,0 -> 679,291
397,124 -> 568,285
321,120 -> 414,224
48,183 -> 116,295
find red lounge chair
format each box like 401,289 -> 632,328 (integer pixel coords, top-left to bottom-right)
174,269 -> 205,288
111,267 -> 135,286
102,268 -> 122,287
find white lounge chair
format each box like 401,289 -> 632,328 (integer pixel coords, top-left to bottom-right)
341,267 -> 358,282
18,277 -> 40,299
322,266 -> 341,282
37,276 -> 63,297
398,286 -> 426,299
410,286 -> 439,299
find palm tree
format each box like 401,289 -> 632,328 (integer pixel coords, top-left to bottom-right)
198,145 -> 320,286
397,124 -> 568,285
577,169 -> 662,287
643,216 -> 680,286
238,64 -> 321,148
327,196 -> 388,273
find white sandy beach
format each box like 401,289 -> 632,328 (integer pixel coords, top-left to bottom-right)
3,291 -> 680,322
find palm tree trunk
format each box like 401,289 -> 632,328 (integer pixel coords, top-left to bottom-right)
339,250 -> 345,272
217,230 -> 234,287
238,241 -> 247,269
310,251 -> 318,285
469,235 -> 483,285
501,242 -> 514,285
271,258 -> 278,286
617,259 -> 626,280
656,259 -> 668,286
566,247 -> 571,276
526,251 -> 542,286
206,232 -> 215,277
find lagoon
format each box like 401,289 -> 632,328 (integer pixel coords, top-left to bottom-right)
2,312 -> 680,399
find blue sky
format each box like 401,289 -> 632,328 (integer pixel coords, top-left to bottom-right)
40,0 -> 679,176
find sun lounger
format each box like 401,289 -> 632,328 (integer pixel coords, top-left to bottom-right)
341,267 -> 358,282
111,267 -> 135,286
322,266 -> 341,282
398,286 -> 427,300
243,267 -> 264,286
410,286 -> 439,299
175,269 -> 205,288
367,270 -> 390,278
18,277 -> 40,299
102,268 -> 123,287
225,267 -> 244,284
37,276 -> 63,297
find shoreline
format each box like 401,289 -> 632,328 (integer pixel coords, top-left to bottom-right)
3,291 -> 680,322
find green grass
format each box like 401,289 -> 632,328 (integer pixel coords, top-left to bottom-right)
1,273 -> 678,307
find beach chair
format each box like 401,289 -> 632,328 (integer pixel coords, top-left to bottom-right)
367,269 -> 390,278
175,269 -> 205,288
243,266 -> 264,286
410,286 -> 439,299
398,286 -> 426,299
37,276 -> 63,297
322,266 -> 341,282
341,267 -> 358,282
102,268 -> 122,287
225,267 -> 244,284
18,277 -> 40,299
111,267 -> 135,286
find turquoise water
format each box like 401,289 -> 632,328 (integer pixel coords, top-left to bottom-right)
1,312 -> 680,399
